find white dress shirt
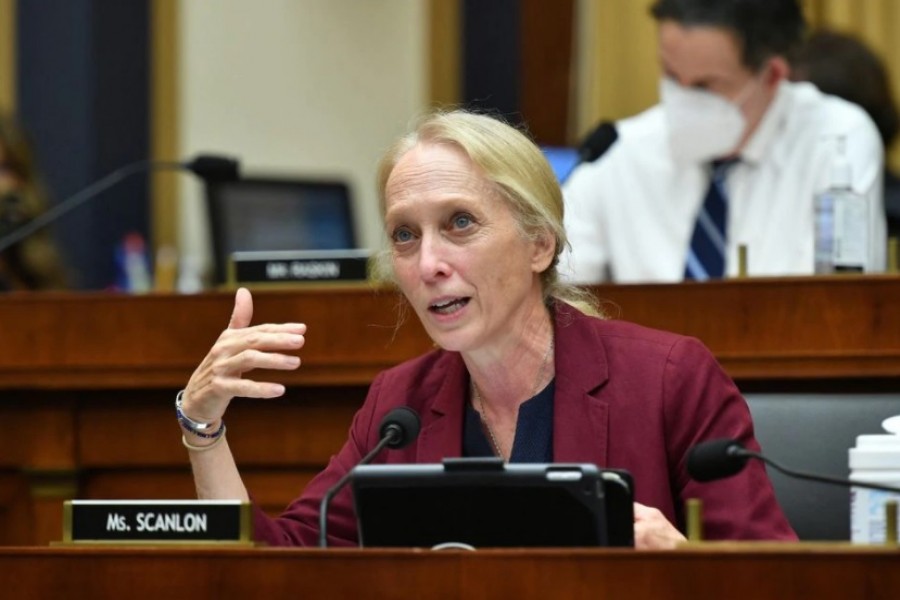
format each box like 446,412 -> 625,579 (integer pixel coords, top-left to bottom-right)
560,81 -> 886,283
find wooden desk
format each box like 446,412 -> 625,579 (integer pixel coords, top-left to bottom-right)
1,545 -> 899,599
1,278 -> 898,545
2,276 -> 899,388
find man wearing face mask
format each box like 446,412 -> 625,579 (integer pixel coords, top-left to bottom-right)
560,0 -> 887,283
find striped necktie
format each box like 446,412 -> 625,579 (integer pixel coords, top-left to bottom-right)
684,159 -> 739,281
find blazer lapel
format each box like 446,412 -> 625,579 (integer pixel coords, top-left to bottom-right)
552,304 -> 610,467
414,352 -> 467,463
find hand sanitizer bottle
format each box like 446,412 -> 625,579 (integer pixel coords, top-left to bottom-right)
113,232 -> 152,293
814,136 -> 868,274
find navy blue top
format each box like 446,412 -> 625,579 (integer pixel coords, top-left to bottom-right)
463,379 -> 555,462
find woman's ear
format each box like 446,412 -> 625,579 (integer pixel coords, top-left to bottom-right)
531,229 -> 557,274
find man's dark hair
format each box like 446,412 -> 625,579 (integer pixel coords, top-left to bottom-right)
650,0 -> 806,71
792,30 -> 899,148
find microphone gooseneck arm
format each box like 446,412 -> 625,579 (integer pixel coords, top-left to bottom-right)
735,447 -> 900,494
0,159 -> 183,254
317,429 -> 398,548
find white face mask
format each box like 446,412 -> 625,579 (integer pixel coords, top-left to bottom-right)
660,77 -> 750,164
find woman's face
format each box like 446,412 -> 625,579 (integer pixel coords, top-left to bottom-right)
383,142 -> 554,353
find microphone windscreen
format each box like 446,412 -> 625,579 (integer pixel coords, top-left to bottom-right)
686,438 -> 749,482
185,155 -> 240,182
578,122 -> 618,163
379,406 -> 421,449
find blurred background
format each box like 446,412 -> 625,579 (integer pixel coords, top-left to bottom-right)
0,0 -> 897,291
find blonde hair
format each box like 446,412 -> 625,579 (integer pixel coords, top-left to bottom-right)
373,110 -> 599,317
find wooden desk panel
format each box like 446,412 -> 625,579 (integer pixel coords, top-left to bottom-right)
0,546 -> 898,599
1,277 -> 898,390
75,389 -> 361,467
591,276 -> 900,379
0,287 -> 432,389
1,278 -> 898,545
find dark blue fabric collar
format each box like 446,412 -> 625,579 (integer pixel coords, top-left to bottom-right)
463,379 -> 555,463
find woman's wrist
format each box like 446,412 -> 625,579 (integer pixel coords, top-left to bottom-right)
181,426 -> 227,452
175,389 -> 225,440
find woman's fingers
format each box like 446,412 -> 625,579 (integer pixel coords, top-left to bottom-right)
213,330 -> 305,357
180,378 -> 285,424
632,502 -> 686,550
181,288 -> 307,424
185,342 -> 303,410
205,377 -> 287,400
227,287 -> 254,329
224,349 -> 301,374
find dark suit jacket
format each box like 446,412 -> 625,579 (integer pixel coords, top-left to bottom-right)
885,168 -> 900,238
253,302 -> 796,546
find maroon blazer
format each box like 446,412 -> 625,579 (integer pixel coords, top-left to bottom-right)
253,303 -> 797,546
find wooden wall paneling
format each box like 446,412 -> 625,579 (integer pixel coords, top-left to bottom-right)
150,0 -> 180,254
0,472 -> 32,545
0,0 -> 14,113
3,280 -> 898,390
0,393 -> 76,469
427,0 -> 461,108
77,387 -> 364,468
240,471 -> 319,515
224,390 -> 363,466
0,391 -> 76,544
28,482 -> 75,546
80,469 -> 197,503
520,0 -> 575,145
593,277 -> 900,379
572,0 -> 660,137
0,288 -> 433,389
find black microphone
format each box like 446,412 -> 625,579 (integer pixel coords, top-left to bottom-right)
687,438 -> 900,493
578,121 -> 618,164
0,154 -> 240,254
318,406 -> 421,548
561,122 -> 618,185
686,438 -> 749,482
184,155 -> 240,183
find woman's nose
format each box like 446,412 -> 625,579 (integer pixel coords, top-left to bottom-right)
417,233 -> 451,281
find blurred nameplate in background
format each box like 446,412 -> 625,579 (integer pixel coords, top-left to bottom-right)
227,249 -> 372,286
63,500 -> 252,544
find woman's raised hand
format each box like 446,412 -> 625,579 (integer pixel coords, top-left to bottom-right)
180,287 -> 306,425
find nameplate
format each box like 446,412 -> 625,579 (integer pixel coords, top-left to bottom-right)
62,500 -> 252,544
228,249 -> 371,285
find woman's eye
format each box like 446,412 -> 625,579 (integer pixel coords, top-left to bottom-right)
452,214 -> 473,229
392,228 -> 414,243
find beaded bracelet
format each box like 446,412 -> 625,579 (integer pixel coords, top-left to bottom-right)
175,390 -> 225,439
181,427 -> 227,452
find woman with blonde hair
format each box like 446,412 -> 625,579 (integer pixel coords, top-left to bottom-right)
175,110 -> 795,549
